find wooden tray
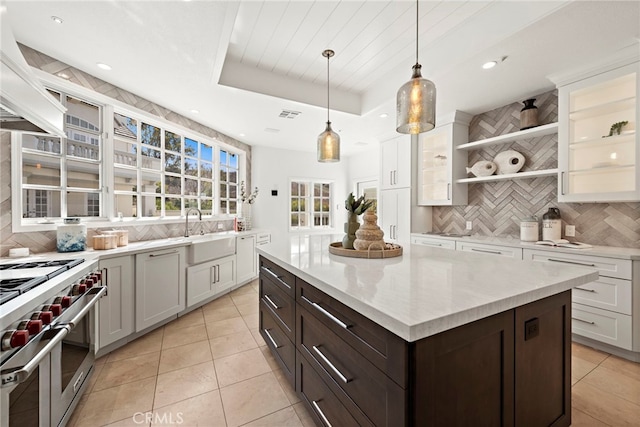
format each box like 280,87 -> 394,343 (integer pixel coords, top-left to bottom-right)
328,242 -> 403,259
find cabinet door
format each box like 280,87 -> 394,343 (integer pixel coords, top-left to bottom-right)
215,255 -> 236,293
381,135 -> 411,189
380,188 -> 410,244
236,234 -> 257,285
558,61 -> 639,202
418,122 -> 468,206
136,247 -> 185,332
379,190 -> 398,242
381,138 -> 399,190
98,255 -> 134,349
186,260 -> 215,307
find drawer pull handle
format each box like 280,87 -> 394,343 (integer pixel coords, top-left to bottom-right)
471,248 -> 502,255
263,294 -> 280,310
312,400 -> 333,427
149,250 -> 178,258
312,345 -> 350,384
301,296 -> 349,329
548,258 -> 596,267
575,287 -> 596,293
261,266 -> 292,289
572,317 -> 595,325
263,328 -> 281,348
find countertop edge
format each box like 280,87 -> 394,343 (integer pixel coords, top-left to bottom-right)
256,248 -> 599,342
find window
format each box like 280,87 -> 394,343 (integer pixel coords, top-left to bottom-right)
112,113 -> 237,218
219,150 -> 239,215
290,180 -> 332,229
19,91 -> 102,220
13,85 -> 247,229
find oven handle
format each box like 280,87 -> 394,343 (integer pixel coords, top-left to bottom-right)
58,286 -> 107,329
1,326 -> 69,388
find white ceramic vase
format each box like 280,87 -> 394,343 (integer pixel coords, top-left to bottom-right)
493,150 -> 525,174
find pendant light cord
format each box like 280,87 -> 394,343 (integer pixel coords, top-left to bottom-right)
326,53 -> 330,123
415,0 -> 419,65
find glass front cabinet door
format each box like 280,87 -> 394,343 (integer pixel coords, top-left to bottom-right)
558,61 -> 640,202
417,114 -> 470,206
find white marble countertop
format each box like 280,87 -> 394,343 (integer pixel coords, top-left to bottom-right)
411,233 -> 640,260
257,234 -> 600,342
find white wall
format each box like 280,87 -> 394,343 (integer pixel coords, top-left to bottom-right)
346,145 -> 379,192
251,146 -> 348,243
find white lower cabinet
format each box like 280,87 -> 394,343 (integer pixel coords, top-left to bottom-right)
523,248 -> 634,351
380,188 -> 410,244
456,241 -> 523,259
186,255 -> 236,306
236,234 -> 257,285
571,303 -> 632,350
98,255 -> 134,350
135,247 -> 186,332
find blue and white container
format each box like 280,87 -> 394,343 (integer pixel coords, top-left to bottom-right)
57,219 -> 87,252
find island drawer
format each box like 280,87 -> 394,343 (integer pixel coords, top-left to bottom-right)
296,278 -> 408,388
297,305 -> 406,427
297,351 -> 369,427
260,275 -> 295,340
523,249 -> 632,280
572,276 -> 632,315
259,256 -> 295,296
259,301 -> 295,385
571,303 -> 632,350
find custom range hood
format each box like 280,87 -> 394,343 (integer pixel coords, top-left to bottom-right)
0,8 -> 65,136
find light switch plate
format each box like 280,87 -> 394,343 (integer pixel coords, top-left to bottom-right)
565,225 -> 575,237
466,221 -> 473,230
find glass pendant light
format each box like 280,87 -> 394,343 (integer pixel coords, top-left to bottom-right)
396,0 -> 436,134
318,49 -> 340,162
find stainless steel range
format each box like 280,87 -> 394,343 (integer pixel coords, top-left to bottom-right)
0,257 -> 106,427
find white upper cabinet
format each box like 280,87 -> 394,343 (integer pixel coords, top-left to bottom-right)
381,135 -> 411,189
557,61 -> 640,202
418,115 -> 470,206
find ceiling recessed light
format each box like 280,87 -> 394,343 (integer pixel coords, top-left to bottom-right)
57,72 -> 70,80
96,62 -> 112,71
190,109 -> 199,114
379,113 -> 388,118
51,16 -> 63,24
482,61 -> 497,70
239,133 -> 245,137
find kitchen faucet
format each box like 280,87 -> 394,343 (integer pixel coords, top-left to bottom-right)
184,208 -> 203,237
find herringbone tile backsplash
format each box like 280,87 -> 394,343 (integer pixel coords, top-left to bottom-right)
433,90 -> 640,248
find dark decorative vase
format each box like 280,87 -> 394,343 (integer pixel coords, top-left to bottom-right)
342,212 -> 360,249
520,98 -> 539,130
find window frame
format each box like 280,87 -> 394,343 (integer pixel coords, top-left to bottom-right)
11,70 -> 248,232
289,178 -> 333,231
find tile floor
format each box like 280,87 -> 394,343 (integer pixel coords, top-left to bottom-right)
68,280 -> 640,426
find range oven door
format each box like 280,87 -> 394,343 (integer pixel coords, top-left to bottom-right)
51,286 -> 106,426
0,326 -> 69,427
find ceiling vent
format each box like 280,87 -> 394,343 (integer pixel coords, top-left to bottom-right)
279,110 -> 301,119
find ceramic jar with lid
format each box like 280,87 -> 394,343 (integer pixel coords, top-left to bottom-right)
520,216 -> 539,242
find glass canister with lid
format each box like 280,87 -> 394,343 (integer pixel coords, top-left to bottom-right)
520,215 -> 539,242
